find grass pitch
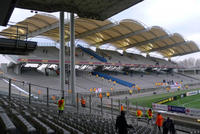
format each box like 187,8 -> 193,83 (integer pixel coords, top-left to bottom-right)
165,94 -> 200,109
129,88 -> 199,108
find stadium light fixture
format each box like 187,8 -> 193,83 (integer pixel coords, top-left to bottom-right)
146,46 -> 152,51
122,41 -> 129,47
169,48 -> 175,54
96,33 -> 104,38
125,38 -> 131,43
95,37 -> 103,42
148,43 -> 154,47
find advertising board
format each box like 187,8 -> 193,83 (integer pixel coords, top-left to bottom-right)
185,108 -> 200,116
152,103 -> 168,111
157,97 -> 174,104
168,105 -> 185,113
186,91 -> 198,96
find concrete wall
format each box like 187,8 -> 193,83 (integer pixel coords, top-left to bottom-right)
0,63 -> 7,73
13,64 -> 21,75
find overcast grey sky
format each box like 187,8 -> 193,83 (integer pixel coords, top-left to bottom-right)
0,0 -> 200,63
111,0 -> 200,61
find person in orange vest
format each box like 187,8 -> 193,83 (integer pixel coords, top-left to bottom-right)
146,108 -> 153,125
99,93 -> 103,99
136,109 -> 143,119
156,113 -> 164,131
57,97 -> 65,115
120,104 -> 124,111
81,96 -> 86,107
137,87 -> 141,93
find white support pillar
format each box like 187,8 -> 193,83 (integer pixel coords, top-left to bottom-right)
70,13 -> 76,106
59,11 -> 65,98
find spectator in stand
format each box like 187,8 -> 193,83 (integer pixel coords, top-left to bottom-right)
56,69 -> 60,75
146,108 -> 153,125
169,118 -> 176,134
129,90 -> 133,95
120,104 -> 124,111
81,97 -> 86,107
57,97 -> 65,115
163,117 -> 170,134
172,80 -> 174,85
156,113 -> 163,131
106,92 -> 110,98
136,109 -> 143,119
163,117 -> 176,134
116,111 -> 133,134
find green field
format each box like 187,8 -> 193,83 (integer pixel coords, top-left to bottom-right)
165,94 -> 200,109
129,88 -> 200,108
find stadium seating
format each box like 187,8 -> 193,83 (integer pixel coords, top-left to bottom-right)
124,52 -> 156,65
80,71 -> 127,90
0,112 -> 16,134
0,92 -> 200,134
92,71 -> 135,88
4,67 -> 200,95
4,44 -> 178,71
78,45 -> 107,62
97,49 -> 133,64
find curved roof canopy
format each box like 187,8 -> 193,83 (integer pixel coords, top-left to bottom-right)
0,0 -> 143,26
0,14 -> 199,58
15,0 -> 143,20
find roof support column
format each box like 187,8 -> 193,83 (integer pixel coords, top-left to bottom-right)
70,13 -> 76,106
59,11 -> 65,98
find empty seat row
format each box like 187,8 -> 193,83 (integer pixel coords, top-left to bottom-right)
0,112 -> 16,134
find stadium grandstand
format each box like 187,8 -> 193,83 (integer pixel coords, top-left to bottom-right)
0,0 -> 200,134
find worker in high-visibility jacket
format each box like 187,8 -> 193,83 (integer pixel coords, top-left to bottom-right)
136,109 -> 143,119
81,97 -> 86,107
99,93 -> 103,99
57,97 -> 65,115
156,113 -> 163,131
146,108 -> 153,124
129,89 -> 133,95
120,104 -> 124,111
106,92 -> 110,98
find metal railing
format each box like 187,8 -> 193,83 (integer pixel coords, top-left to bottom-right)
0,75 -> 138,118
1,74 -> 200,118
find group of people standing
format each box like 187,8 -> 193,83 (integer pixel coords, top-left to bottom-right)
154,112 -> 176,134
56,97 -> 176,134
116,108 -> 176,134
136,109 -> 153,124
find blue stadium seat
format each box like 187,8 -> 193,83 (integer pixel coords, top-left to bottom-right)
78,44 -> 107,62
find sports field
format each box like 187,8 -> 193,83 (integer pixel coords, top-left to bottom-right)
129,88 -> 200,108
165,94 -> 200,109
